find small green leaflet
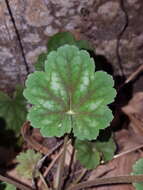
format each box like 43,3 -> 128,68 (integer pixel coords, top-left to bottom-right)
24,45 -> 116,140
132,158 -> 143,190
75,137 -> 116,169
35,52 -> 47,71
35,31 -> 93,71
47,31 -> 93,52
0,86 -> 27,135
95,136 -> 116,162
47,31 -> 76,52
75,140 -> 100,169
76,39 -> 93,50
4,183 -> 16,190
16,149 -> 42,179
0,182 -> 16,190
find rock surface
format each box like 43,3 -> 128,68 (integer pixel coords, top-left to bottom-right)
0,0 -> 143,92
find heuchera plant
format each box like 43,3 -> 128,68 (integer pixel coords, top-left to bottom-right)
24,45 -> 116,141
23,44 -> 116,190
1,33 -> 143,190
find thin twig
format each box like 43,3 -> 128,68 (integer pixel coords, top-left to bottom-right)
116,0 -> 129,77
36,141 -> 64,170
3,16 -> 22,84
38,140 -> 71,188
62,145 -> 75,190
68,174 -> 143,190
114,144 -> 143,159
73,169 -> 87,184
55,135 -> 69,190
0,174 -> 34,190
67,168 -> 88,190
125,65 -> 143,84
39,172 -> 49,190
38,148 -> 63,188
5,0 -> 30,75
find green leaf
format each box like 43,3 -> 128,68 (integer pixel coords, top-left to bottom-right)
4,183 -> 16,190
0,86 -> 27,135
35,52 -> 47,71
35,32 -> 94,71
76,39 -> 93,50
132,158 -> 143,190
95,136 -> 116,162
47,32 -> 76,52
16,149 -> 42,179
75,136 -> 116,169
48,31 -> 94,52
75,140 -> 100,169
0,182 -> 16,190
24,45 -> 116,140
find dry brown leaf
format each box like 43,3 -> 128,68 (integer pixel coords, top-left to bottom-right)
122,92 -> 143,138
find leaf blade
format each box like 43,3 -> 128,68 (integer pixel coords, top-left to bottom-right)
24,45 -> 116,140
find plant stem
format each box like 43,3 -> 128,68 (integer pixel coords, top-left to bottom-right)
67,169 -> 87,190
38,148 -> 63,188
73,169 -> 87,185
67,174 -> 143,190
0,174 -> 34,190
114,144 -> 143,159
39,172 -> 49,190
38,140 -> 71,188
54,135 -> 69,190
36,141 -> 64,170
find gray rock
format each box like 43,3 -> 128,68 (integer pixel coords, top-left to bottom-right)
0,0 -> 143,91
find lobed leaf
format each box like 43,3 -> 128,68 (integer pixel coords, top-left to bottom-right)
48,31 -> 93,52
75,140 -> 100,169
47,31 -> 76,52
16,149 -> 42,179
35,32 -> 93,71
75,136 -> 116,169
24,45 -> 116,140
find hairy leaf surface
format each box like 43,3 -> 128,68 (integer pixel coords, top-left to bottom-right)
132,158 -> 143,190
24,45 -> 116,140
0,86 -> 27,135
